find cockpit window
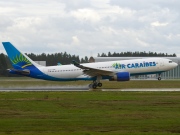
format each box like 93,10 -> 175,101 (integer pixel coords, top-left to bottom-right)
169,61 -> 173,63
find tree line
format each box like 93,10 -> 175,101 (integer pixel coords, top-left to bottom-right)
98,51 -> 177,57
0,51 -> 177,77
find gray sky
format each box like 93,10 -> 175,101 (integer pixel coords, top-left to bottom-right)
0,0 -> 180,57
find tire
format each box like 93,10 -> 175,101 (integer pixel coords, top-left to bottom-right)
89,84 -> 93,88
97,83 -> 102,87
92,83 -> 97,89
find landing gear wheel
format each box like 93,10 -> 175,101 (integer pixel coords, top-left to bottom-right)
92,83 -> 97,89
97,83 -> 102,87
89,80 -> 102,89
89,84 -> 93,88
158,77 -> 161,81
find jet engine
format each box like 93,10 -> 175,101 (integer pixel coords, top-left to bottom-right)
109,72 -> 130,81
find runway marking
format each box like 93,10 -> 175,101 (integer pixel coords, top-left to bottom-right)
102,88 -> 180,91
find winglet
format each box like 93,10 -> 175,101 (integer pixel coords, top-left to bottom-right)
72,60 -> 80,66
72,60 -> 85,69
72,60 -> 90,70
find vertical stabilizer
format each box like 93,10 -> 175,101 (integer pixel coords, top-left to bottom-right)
2,42 -> 42,70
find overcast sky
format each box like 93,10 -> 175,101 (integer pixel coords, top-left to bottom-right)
0,0 -> 180,58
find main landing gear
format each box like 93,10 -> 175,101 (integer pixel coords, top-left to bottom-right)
89,81 -> 102,89
89,76 -> 102,89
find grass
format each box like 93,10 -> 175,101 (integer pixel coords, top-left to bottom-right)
0,78 -> 180,134
0,92 -> 180,135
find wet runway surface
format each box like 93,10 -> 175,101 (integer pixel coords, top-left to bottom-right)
0,86 -> 89,91
0,87 -> 180,92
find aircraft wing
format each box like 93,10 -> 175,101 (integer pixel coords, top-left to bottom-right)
72,60 -> 114,77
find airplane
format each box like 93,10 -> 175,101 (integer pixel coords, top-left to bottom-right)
2,42 -> 178,89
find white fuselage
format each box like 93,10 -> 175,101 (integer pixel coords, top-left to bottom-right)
37,58 -> 177,80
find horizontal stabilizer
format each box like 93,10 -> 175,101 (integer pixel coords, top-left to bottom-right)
8,69 -> 30,75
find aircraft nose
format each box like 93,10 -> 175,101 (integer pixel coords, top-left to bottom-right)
174,62 -> 178,68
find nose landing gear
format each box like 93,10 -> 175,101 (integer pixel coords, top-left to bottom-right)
158,74 -> 161,81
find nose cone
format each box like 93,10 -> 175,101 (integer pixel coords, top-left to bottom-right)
173,62 -> 178,68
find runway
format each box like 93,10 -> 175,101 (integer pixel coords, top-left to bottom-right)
0,86 -> 89,92
0,87 -> 180,92
102,88 -> 180,91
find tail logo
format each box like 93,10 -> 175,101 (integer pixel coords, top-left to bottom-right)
11,53 -> 32,68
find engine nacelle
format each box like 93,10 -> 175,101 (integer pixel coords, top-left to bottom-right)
109,72 -> 130,81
